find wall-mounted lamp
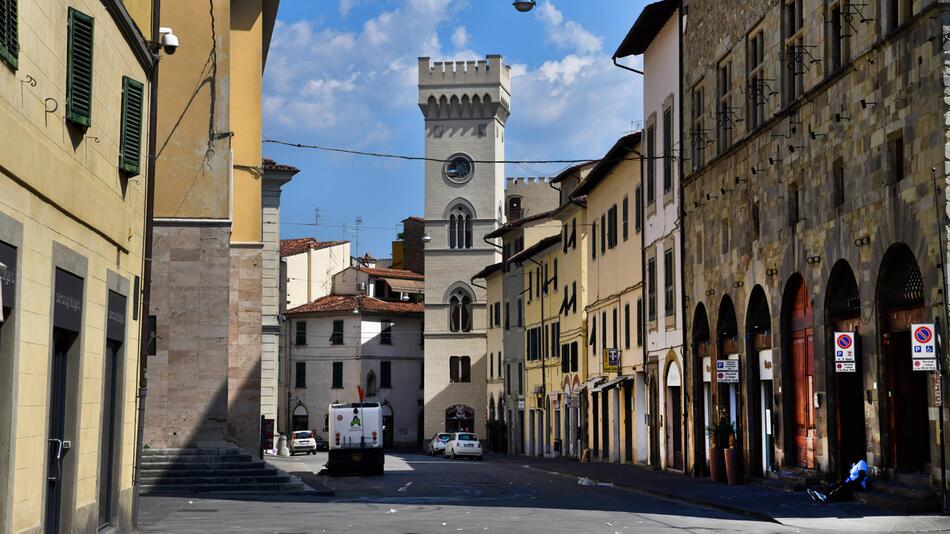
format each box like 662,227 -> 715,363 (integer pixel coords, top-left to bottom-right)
734,176 -> 746,185
512,0 -> 537,12
705,288 -> 716,296
808,127 -> 826,140
787,144 -> 804,153
860,99 -> 878,109
854,236 -> 871,247
422,234 -> 432,244
720,186 -> 733,195
751,166 -> 764,176
806,255 -> 821,265
765,268 -> 778,277
834,112 -> 850,123
705,193 -> 719,201
733,281 -> 745,288
768,155 -> 782,165
694,200 -> 705,208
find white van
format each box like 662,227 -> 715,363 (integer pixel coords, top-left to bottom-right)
326,402 -> 384,475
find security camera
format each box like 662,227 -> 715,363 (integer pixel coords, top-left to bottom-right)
422,234 -> 432,243
159,27 -> 179,55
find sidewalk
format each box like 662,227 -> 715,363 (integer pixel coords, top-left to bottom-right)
492,454 -> 950,532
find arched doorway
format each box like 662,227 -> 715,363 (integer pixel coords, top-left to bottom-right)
445,404 -> 474,433
649,375 -> 660,467
717,296 -> 740,459
782,274 -> 816,469
825,260 -> 866,477
691,304 -> 712,475
877,244 -> 929,471
665,360 -> 683,470
745,285 -> 773,477
292,404 -> 309,431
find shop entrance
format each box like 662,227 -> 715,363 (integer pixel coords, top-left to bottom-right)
783,275 -> 815,469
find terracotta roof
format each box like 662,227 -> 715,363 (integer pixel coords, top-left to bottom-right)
403,216 -> 425,222
572,132 -> 642,197
358,266 -> 425,281
262,158 -> 300,172
509,235 -> 561,264
614,0 -> 679,58
550,161 -> 596,184
280,238 -> 349,257
287,294 -> 423,315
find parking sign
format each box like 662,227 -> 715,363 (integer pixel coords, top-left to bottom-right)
911,323 -> 937,372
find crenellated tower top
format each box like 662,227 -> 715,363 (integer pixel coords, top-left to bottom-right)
418,55 -> 511,123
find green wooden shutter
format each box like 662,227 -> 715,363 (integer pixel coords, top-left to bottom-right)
119,76 -> 144,176
0,0 -> 18,70
66,7 -> 94,127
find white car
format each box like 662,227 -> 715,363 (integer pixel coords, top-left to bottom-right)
289,430 -> 318,455
444,432 -> 483,460
426,433 -> 453,456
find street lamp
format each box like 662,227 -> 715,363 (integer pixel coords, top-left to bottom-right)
513,0 -> 536,12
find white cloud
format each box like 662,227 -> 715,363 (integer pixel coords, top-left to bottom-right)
451,26 -> 470,49
339,0 -> 359,17
535,1 -> 602,55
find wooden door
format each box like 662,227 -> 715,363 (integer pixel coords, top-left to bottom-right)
790,280 -> 815,468
886,330 -> 930,470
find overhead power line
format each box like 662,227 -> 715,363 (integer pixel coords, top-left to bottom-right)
263,138 -> 661,165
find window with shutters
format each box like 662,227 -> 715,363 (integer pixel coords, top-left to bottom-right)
607,205 -> 618,249
449,356 -> 471,383
381,320 -> 393,344
600,213 -> 606,254
646,125 -> 656,205
570,218 -> 576,249
505,301 -> 510,329
552,259 -> 558,291
331,319 -> 344,345
664,248 -> 675,317
0,0 -> 19,70
647,257 -> 657,321
66,7 -> 95,128
601,311 -> 607,352
635,186 -> 642,232
624,304 -> 631,350
590,316 -> 597,355
782,0 -> 804,104
381,361 -> 392,388
612,308 -> 618,350
663,107 -> 673,194
119,77 -> 144,176
332,362 -> 343,388
570,342 -> 578,372
622,197 -> 629,241
295,362 -> 306,389
561,344 -> 570,372
295,321 -> 307,346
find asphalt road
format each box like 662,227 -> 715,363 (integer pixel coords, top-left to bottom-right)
138,452 -> 794,534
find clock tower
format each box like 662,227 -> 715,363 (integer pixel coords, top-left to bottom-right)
418,56 -> 511,438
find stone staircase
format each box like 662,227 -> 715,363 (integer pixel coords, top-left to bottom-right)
138,448 -> 310,495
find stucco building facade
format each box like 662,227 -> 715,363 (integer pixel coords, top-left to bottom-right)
0,1 -> 154,531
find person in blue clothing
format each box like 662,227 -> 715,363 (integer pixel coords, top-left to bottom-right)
808,459 -> 869,503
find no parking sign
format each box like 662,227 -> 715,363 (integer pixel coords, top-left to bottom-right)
911,323 -> 937,372
834,332 -> 856,373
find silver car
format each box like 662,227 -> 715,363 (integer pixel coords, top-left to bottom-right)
425,433 -> 454,456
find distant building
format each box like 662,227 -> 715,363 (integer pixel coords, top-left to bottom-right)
284,267 -> 425,449
281,238 -> 351,310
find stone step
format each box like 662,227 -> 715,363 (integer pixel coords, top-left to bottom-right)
138,468 -> 277,478
142,454 -> 253,464
140,461 -> 269,472
140,475 -> 293,487
140,482 -> 308,494
871,479 -> 935,500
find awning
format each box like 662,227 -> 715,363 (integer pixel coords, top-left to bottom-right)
578,376 -> 606,392
591,376 -> 630,393
384,277 -> 424,293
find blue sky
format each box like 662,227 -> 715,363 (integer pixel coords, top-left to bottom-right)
264,0 -> 647,258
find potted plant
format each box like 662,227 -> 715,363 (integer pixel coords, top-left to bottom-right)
705,423 -> 725,483
723,421 -> 741,485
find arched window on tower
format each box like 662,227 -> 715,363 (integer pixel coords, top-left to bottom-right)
448,204 -> 473,249
449,288 -> 473,332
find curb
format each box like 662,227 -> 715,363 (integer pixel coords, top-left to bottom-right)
522,464 -> 780,525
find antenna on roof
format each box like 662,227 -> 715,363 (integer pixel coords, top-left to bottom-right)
314,208 -> 321,238
354,216 -> 363,258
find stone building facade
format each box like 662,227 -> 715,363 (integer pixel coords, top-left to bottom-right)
681,0 -> 950,490
419,56 -> 510,439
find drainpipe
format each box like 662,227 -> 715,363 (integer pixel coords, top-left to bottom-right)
676,1 -> 692,478
133,0 -> 160,526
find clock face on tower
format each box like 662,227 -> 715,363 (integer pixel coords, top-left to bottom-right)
443,154 -> 475,184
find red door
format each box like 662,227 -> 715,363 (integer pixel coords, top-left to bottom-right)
790,280 -> 815,468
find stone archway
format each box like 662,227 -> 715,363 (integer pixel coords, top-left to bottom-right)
445,404 -> 475,433
691,303 -> 711,475
781,274 -> 815,469
292,404 -> 309,431
664,358 -> 683,470
745,285 -> 773,477
825,260 -> 866,478
877,243 -> 929,471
